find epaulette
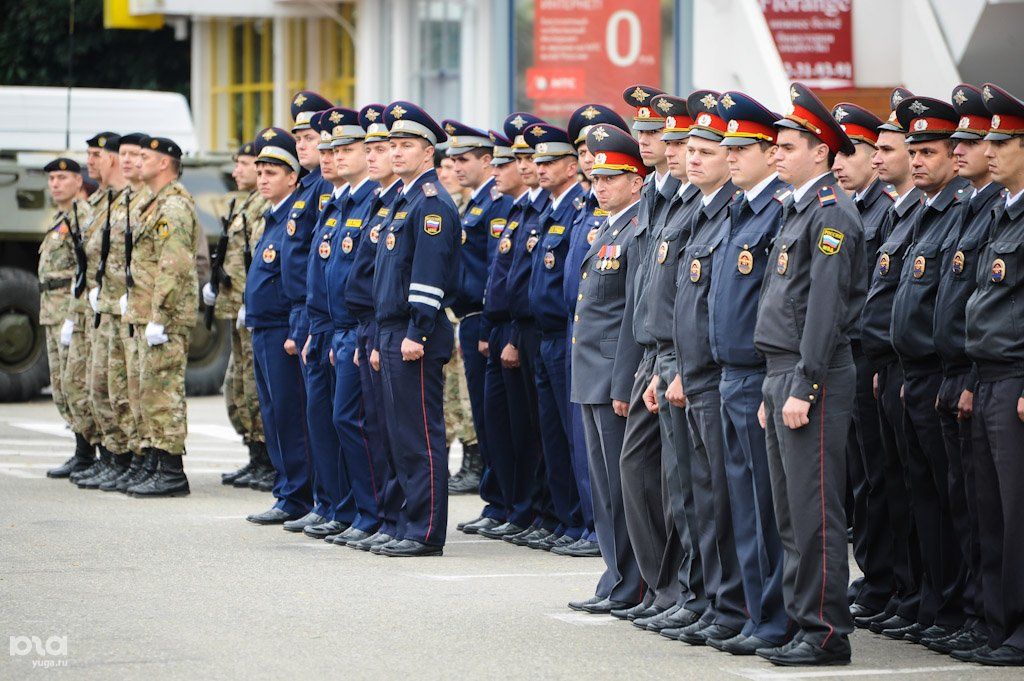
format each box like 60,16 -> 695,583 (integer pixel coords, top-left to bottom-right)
491,186 -> 502,202
423,182 -> 438,197
573,196 -> 584,211
817,186 -> 837,207
1001,187 -> 1010,198
884,184 -> 898,201
773,188 -> 793,204
955,187 -> 968,202
373,187 -> 381,196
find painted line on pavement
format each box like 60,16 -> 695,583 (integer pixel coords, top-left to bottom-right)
726,665 -> 988,680
547,612 -> 618,626
408,571 -> 604,582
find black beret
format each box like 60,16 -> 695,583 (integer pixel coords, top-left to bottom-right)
44,157 -> 81,173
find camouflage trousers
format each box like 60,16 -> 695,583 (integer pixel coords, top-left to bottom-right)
106,316 -> 139,453
137,331 -> 189,455
444,321 -> 476,447
123,321 -> 144,452
225,325 -> 264,444
43,325 -> 70,425
90,313 -> 129,453
63,313 -> 97,443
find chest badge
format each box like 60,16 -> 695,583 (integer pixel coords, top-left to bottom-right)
912,255 -> 926,279
461,229 -> 468,245
992,258 -> 1006,283
776,250 -> 789,275
262,244 -> 276,263
385,232 -> 397,251
318,239 -> 331,259
587,228 -> 598,245
878,253 -> 890,276
369,226 -> 380,244
689,258 -> 702,283
544,251 -> 556,269
657,241 -> 669,264
341,235 -> 354,254
498,237 -> 512,254
951,250 -> 965,275
737,248 -> 753,275
526,233 -> 539,253
286,219 -> 297,236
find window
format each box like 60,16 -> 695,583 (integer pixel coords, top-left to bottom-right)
413,0 -> 463,120
209,19 -> 274,152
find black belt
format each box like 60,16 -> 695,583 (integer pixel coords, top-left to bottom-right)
39,277 -> 71,292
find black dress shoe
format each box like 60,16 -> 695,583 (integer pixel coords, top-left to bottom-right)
917,624 -> 958,642
766,639 -> 851,666
462,517 -> 502,535
975,644 -> 1024,666
927,629 -> 986,654
508,527 -> 550,546
304,520 -> 348,539
633,606 -> 668,628
457,516 -> 484,532
676,621 -> 709,645
627,605 -> 664,623
247,507 -> 302,525
568,595 -> 604,612
611,601 -> 651,620
380,539 -> 443,557
717,634 -> 778,656
371,538 -> 401,555
329,526 -> 370,544
549,535 -> 576,550
756,637 -> 802,660
685,623 -> 740,645
283,512 -> 326,532
478,522 -> 525,539
849,603 -> 883,620
349,532 -> 392,551
870,614 -> 913,634
553,539 -> 602,557
529,533 -> 563,551
882,621 -> 923,641
951,644 -> 992,662
652,607 -> 700,632
854,608 -> 894,629
582,598 -> 636,615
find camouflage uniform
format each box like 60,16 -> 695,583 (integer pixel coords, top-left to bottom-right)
214,190 -> 268,445
125,180 -> 199,456
38,202 -> 90,424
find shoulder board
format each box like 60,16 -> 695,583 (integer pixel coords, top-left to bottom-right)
773,189 -> 793,204
293,200 -> 306,209
490,186 -> 501,201
373,187 -> 381,196
1000,187 -> 1009,197
549,225 -> 565,235
884,185 -> 898,201
955,187 -> 968,202
422,182 -> 438,197
817,186 -> 837,207
572,196 -> 584,210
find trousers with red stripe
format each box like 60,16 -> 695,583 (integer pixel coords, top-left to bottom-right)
378,323 -> 452,547
762,357 -> 855,647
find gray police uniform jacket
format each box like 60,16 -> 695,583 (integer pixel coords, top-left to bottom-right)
571,202 -> 641,405
754,174 -> 866,403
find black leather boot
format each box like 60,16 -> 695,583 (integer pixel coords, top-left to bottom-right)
448,442 -> 482,494
76,448 -> 120,489
128,450 -> 190,497
48,433 -> 96,478
121,450 -> 158,492
234,441 -> 266,488
98,452 -> 137,491
223,441 -> 257,485
69,442 -> 105,483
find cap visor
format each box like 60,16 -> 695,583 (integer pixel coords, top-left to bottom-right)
720,136 -> 759,147
632,121 -> 665,132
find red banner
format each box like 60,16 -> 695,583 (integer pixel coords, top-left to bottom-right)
760,0 -> 854,89
527,0 -> 661,121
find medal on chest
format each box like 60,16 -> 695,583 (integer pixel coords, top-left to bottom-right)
657,240 -> 669,265
369,226 -> 380,244
318,235 -> 331,259
878,253 -> 890,276
543,251 -> 556,269
461,229 -> 468,245
385,232 -> 397,251
689,259 -> 702,283
912,255 -> 926,279
341,235 -> 354,254
776,250 -> 789,275
526,232 -> 539,253
951,250 -> 965,275
286,219 -> 296,236
262,244 -> 276,263
991,258 -> 1006,283
498,237 -> 511,254
587,228 -> 598,245
737,248 -> 753,275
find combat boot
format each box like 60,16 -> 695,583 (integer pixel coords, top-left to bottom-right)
47,434 -> 96,478
448,442 -> 482,494
69,443 -> 106,483
100,453 -> 144,492
129,450 -> 190,497
81,451 -> 131,489
234,441 -> 266,488
222,441 -> 257,485
128,449 -> 160,490
76,448 -> 116,488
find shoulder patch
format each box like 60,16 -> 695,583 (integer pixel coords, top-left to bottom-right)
817,186 -> 837,207
156,219 -> 171,239
491,186 -> 502,202
422,182 -> 438,197
490,218 -> 506,238
424,214 -> 442,235
818,227 -> 845,256
319,194 -> 331,211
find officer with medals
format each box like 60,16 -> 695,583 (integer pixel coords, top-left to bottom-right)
371,101 -> 460,557
753,82 -> 865,666
341,104 -> 406,552
829,101 -> 896,618
244,128 -> 313,525
961,83 -> 1024,667
567,125 -> 646,613
440,120 -> 513,535
560,103 -> 629,559
859,88 -> 927,635
706,90 -> 791,653
889,94 -> 970,643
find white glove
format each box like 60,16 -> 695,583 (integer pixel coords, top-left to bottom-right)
145,322 -> 169,347
59,319 -> 74,346
236,305 -> 246,329
119,294 -> 128,315
202,282 -> 217,307
88,287 -> 99,312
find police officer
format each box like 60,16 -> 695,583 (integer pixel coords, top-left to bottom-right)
754,82 -> 863,666
440,120 -> 511,530
122,135 -> 198,497
40,158 -> 90,475
567,124 -> 646,612
707,91 -> 791,653
371,101 -> 460,557
561,103 -> 629,561
829,102 -> 897,619
961,82 -> 1024,667
860,89 -> 927,635
244,128 -> 313,525
209,142 -> 273,490
889,95 -> 970,643
341,104 -> 406,552
668,90 -> 747,646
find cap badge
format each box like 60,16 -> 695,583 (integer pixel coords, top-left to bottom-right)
892,90 -> 905,107
390,104 -> 407,119
637,107 -> 651,119
953,89 -> 968,106
150,139 -> 159,149
511,115 -> 527,130
727,119 -> 739,133
594,153 -> 607,164
631,86 -> 649,103
992,115 -> 1002,129
983,85 -> 994,102
293,93 -> 307,106
790,85 -> 799,101
444,123 -> 456,134
581,106 -> 600,120
656,98 -> 673,113
366,108 -> 381,122
58,160 -> 67,170
666,116 -> 676,129
592,126 -> 609,142
720,93 -> 736,110
833,107 -> 849,122
697,113 -> 712,127
535,143 -> 548,154
700,93 -> 718,110
262,129 -> 276,140
329,111 -> 342,123
913,119 -> 928,131
98,136 -> 106,146
959,116 -> 971,129
909,101 -> 928,115
531,127 -> 546,138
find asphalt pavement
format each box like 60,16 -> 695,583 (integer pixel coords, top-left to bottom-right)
1,396 -> 1018,680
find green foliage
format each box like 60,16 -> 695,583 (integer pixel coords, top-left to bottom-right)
0,0 -> 190,97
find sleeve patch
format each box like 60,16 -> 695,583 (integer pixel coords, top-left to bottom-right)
157,220 -> 171,239
818,227 -> 844,255
490,219 -> 506,238
424,214 -> 443,235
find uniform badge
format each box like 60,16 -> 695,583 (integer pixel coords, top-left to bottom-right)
817,228 -> 844,256
262,245 -> 276,263
286,219 -> 297,236
878,253 -> 890,276
490,219 -> 506,238
461,229 -> 467,244
345,218 -> 363,228
325,218 -> 338,227
657,241 -> 669,265
689,259 -> 701,283
526,233 -> 539,253
737,249 -> 753,275
385,232 -> 396,250
594,209 -> 610,217
573,196 -> 584,211
544,251 -> 556,269
318,239 -> 331,259
470,206 -> 484,216
377,208 -> 390,217
318,194 -> 330,211
424,214 -> 442,236
952,250 -> 965,275
157,220 -> 170,239
912,255 -> 926,279
587,228 -> 598,245
341,236 -> 354,254
817,186 -> 837,207
992,258 -> 1006,283
498,237 -> 512,254
369,226 -> 380,244
776,251 -> 789,275
422,182 -> 438,197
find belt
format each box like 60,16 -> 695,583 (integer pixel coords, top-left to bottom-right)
39,277 -> 71,292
